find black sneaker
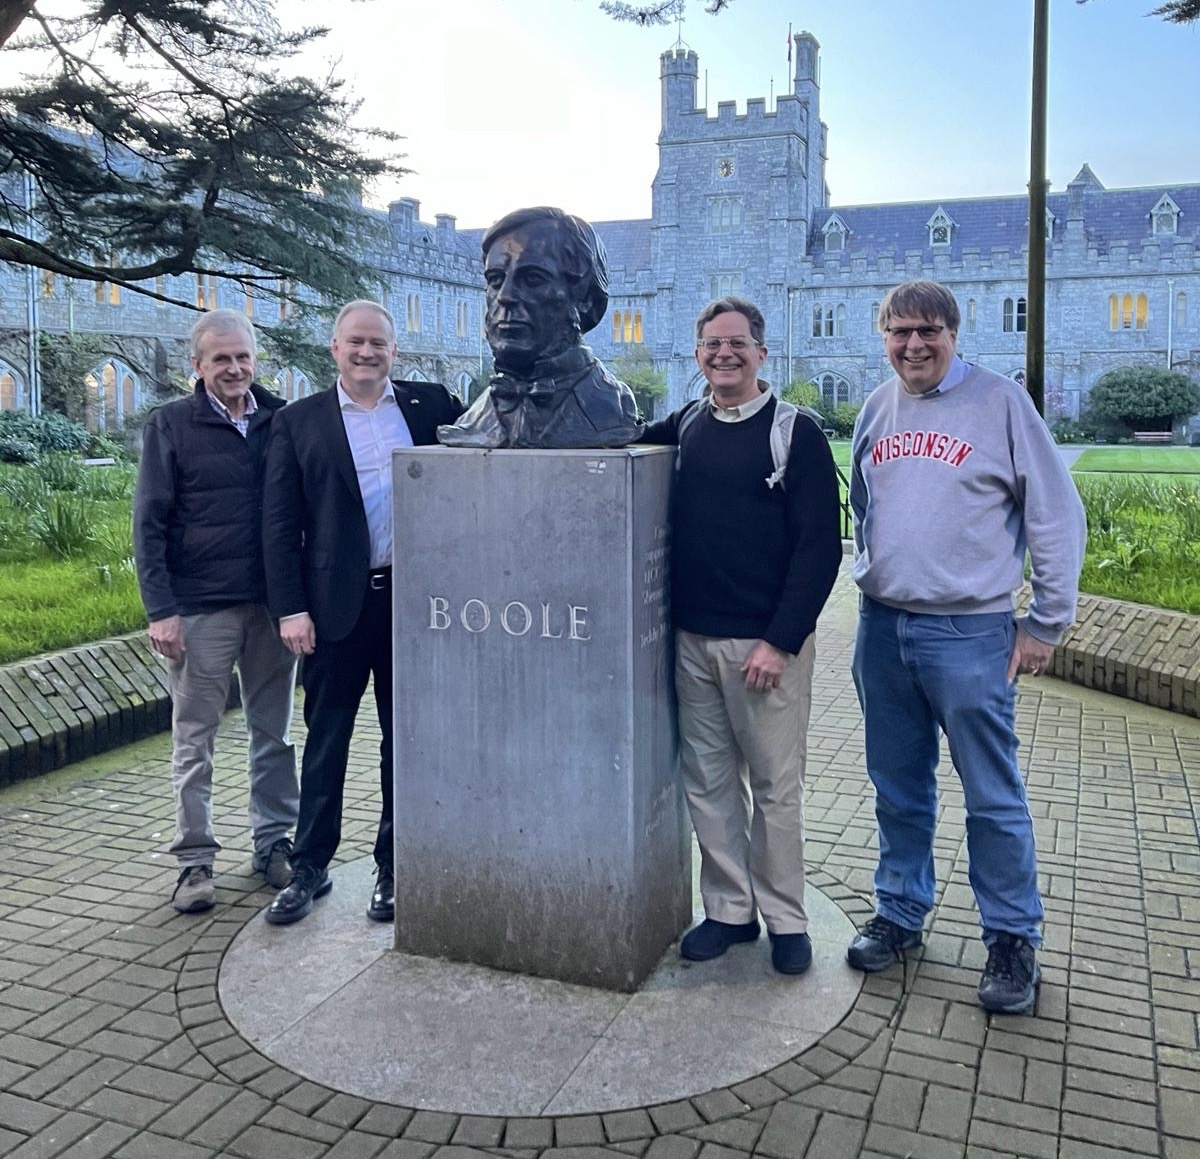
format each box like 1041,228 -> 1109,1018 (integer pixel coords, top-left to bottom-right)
846,915 -> 922,973
978,933 -> 1040,1014
680,918 -> 761,961
252,837 -> 293,889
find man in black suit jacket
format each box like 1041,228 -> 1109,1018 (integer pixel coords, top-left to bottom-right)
262,300 -> 464,925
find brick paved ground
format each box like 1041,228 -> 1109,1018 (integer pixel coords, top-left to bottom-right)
1,567 -> 1198,1159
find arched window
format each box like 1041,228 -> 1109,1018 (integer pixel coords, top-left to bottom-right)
273,368 -> 312,401
1002,297 -> 1027,334
612,311 -> 623,343
0,362 -> 21,410
1135,293 -> 1148,330
817,373 -> 850,407
835,304 -> 846,337
84,359 -> 140,430
966,299 -> 977,333
870,302 -> 880,333
1176,292 -> 1187,332
454,371 -> 472,401
406,293 -> 421,333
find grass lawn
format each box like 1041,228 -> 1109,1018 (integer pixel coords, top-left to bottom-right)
1072,447 -> 1200,474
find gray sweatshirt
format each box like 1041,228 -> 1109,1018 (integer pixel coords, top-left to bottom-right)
850,361 -> 1087,644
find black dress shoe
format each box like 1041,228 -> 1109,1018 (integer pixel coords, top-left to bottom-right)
680,918 -> 760,961
367,866 -> 394,923
264,864 -> 332,926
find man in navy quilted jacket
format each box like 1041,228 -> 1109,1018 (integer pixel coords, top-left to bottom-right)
134,309 -> 298,914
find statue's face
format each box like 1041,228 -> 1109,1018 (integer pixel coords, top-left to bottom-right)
484,220 -> 579,371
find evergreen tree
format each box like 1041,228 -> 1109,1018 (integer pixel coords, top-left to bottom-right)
0,0 -> 401,315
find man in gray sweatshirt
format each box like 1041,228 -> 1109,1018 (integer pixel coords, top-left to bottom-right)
847,280 -> 1086,1015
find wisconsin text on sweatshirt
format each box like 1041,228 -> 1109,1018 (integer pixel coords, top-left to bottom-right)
869,429 -> 974,468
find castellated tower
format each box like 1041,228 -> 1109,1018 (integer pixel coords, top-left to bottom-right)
650,32 -> 829,406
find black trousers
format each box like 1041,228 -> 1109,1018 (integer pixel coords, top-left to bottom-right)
292,579 -> 393,872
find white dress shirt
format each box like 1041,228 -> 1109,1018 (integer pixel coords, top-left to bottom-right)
337,380 -> 414,569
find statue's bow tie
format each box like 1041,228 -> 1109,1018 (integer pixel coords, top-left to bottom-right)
490,374 -> 562,413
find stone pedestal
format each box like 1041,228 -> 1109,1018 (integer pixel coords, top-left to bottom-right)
390,446 -> 690,992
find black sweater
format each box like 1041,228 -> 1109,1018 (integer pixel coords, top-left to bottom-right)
641,398 -> 842,653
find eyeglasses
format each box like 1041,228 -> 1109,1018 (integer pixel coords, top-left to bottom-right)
885,325 -> 946,342
697,336 -> 758,353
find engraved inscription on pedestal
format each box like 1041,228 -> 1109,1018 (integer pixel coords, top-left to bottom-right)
390,446 -> 689,992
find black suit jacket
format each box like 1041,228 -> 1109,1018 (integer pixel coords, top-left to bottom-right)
262,380 -> 464,642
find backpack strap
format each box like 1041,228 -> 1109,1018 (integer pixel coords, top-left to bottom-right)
766,401 -> 825,491
674,398 -> 706,474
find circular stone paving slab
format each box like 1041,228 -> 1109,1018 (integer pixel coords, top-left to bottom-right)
219,857 -> 863,1115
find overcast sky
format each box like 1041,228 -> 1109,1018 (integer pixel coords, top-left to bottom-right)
283,0 -> 1199,229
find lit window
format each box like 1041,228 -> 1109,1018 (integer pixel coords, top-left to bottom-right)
40,271 -> 56,299
612,311 -> 623,343
1135,293 -> 1148,329
244,294 -> 254,318
0,369 -> 17,410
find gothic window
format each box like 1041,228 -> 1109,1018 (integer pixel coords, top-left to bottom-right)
870,302 -> 880,332
1045,208 -> 1056,242
40,270 -> 56,299
926,208 -> 955,248
1176,292 -> 1187,331
456,301 -> 471,338
0,363 -> 20,410
811,304 -> 841,339
1108,292 -> 1148,330
821,215 -> 848,254
274,368 -> 312,401
709,196 -> 743,235
406,293 -> 421,333
966,298 -> 977,333
84,360 -> 137,431
709,273 -> 742,298
277,280 -> 296,322
611,310 -> 643,345
1002,297 -> 1027,334
1150,194 -> 1180,236
817,373 -> 850,406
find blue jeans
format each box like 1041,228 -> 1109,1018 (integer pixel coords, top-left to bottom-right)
851,597 -> 1043,946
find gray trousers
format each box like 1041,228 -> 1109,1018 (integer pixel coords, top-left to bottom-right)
166,603 -> 299,867
675,630 -> 816,934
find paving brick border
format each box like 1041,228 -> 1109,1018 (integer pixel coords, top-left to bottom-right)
4,590 -> 1196,787
178,869 -> 899,1138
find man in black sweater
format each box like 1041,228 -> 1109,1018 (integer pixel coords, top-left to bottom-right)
641,296 -> 842,975
134,309 -> 298,914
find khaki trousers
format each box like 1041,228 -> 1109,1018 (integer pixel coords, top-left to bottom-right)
166,603 -> 298,867
675,630 -> 815,933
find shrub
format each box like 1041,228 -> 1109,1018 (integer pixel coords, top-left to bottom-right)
1088,366 -> 1200,430
0,468 -> 50,510
827,402 -> 861,438
0,410 -> 91,454
0,436 -> 39,464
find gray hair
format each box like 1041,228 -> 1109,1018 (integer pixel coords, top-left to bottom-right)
332,299 -> 396,341
190,308 -> 256,361
878,281 -> 961,332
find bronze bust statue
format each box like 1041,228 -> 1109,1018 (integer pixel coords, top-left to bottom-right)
437,207 -> 643,449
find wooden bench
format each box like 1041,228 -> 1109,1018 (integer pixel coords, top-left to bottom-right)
1132,432 -> 1173,445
